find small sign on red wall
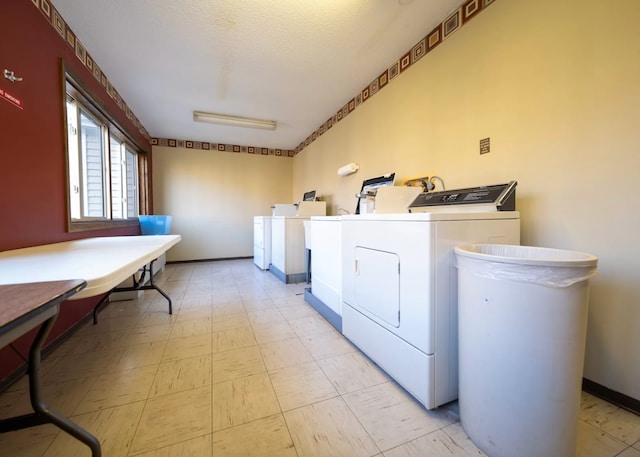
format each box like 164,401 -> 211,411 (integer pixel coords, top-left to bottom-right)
0,86 -> 24,109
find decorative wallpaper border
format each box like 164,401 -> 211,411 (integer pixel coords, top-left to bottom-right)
150,138 -> 295,157
290,0 -> 495,156
36,0 -> 495,156
155,0 -> 495,156
31,0 -> 151,141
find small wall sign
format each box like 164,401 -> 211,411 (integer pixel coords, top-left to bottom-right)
480,137 -> 490,154
0,87 -> 24,110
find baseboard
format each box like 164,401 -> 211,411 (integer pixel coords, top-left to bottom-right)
167,256 -> 252,264
304,288 -> 342,332
582,378 -> 640,416
269,264 -> 306,284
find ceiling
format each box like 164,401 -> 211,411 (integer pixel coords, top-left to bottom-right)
51,0 -> 463,151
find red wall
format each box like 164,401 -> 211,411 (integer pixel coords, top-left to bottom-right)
0,0 -> 152,383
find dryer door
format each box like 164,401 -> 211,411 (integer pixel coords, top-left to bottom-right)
354,247 -> 400,327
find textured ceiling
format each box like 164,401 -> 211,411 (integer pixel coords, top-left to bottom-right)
51,0 -> 463,150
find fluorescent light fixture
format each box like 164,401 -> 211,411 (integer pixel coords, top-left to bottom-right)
193,111 -> 277,130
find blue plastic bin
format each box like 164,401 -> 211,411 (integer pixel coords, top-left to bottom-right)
139,215 -> 172,235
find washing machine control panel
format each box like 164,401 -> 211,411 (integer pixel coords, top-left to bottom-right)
409,181 -> 516,212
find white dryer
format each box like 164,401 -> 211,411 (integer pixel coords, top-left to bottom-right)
341,182 -> 520,409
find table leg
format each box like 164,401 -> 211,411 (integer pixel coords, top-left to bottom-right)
0,313 -> 102,456
93,260 -> 173,324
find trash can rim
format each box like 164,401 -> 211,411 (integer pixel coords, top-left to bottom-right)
454,244 -> 598,268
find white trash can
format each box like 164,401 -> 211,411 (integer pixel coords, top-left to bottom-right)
454,244 -> 598,457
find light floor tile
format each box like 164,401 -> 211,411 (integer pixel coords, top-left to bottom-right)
344,382 -> 455,451
170,317 -> 212,338
212,373 -> 281,431
132,434 -> 212,457
0,424 -> 59,456
75,364 -> 157,414
265,288 -> 298,300
247,309 -> 285,326
259,338 -> 313,371
211,294 -> 243,306
125,324 -> 173,344
383,429 -> 473,457
259,447 -> 299,457
581,393 -> 640,446
441,422 -> 487,456
115,339 -> 167,370
44,401 -> 145,457
130,386 -> 211,455
211,326 -> 257,353
91,313 -> 144,331
278,303 -> 319,321
162,333 -> 212,362
585,405 -> 640,446
4,376 -> 95,418
318,351 -> 388,394
284,397 -> 379,457
618,448 -> 640,457
269,361 -> 338,411
210,301 -> 246,317
211,346 -> 266,383
288,315 -> 335,337
179,294 -> 212,309
175,306 -> 213,323
62,327 -> 131,355
251,320 -> 297,344
150,354 -> 211,397
0,387 -> 27,417
576,420 -> 627,457
210,313 -> 251,332
242,299 -> 277,312
211,413 -> 294,457
42,348 -> 122,383
136,309 -> 175,328
580,391 -> 619,422
300,331 -> 356,360
100,299 -> 149,319
274,298 -> 310,311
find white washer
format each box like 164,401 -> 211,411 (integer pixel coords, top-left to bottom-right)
305,216 -> 343,330
253,216 -> 272,270
341,208 -> 520,410
270,202 -> 326,284
271,215 -> 308,283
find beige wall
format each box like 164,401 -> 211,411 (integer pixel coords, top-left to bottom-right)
152,146 -> 292,261
292,0 -> 640,399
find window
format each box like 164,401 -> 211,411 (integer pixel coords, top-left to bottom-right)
109,135 -> 139,219
64,70 -> 147,231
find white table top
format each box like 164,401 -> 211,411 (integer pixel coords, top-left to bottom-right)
0,235 -> 181,299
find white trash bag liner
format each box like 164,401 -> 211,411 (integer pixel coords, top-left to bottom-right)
454,244 -> 598,288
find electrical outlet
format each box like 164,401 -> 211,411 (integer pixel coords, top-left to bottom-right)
480,137 -> 490,154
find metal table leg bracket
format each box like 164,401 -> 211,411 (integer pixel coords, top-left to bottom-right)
92,259 -> 172,324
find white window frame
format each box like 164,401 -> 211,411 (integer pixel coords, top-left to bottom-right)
64,68 -> 146,232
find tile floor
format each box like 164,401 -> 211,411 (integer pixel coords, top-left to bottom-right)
1,259 -> 639,456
